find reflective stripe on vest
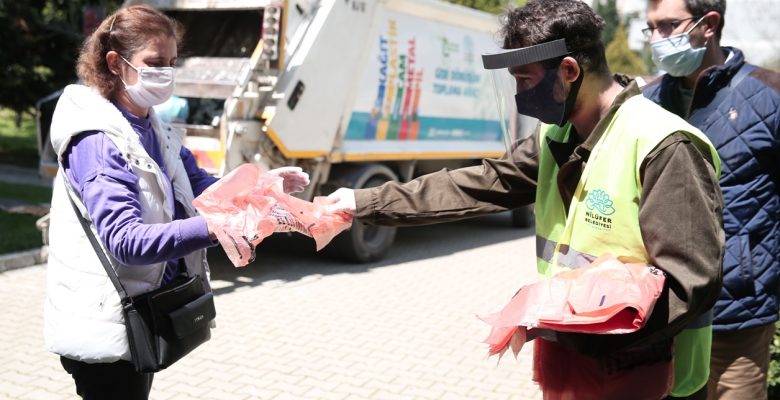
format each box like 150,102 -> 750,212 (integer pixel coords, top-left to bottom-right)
533,94 -> 721,395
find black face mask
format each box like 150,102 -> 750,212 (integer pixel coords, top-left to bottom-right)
514,67 -> 584,126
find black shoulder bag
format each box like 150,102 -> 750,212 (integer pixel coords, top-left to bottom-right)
67,194 -> 216,373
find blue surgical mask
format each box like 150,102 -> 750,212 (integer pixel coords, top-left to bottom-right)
650,17 -> 707,77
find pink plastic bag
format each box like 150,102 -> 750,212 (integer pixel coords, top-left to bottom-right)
192,164 -> 352,267
479,254 -> 665,357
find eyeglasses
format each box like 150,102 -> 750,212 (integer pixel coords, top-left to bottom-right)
642,16 -> 702,40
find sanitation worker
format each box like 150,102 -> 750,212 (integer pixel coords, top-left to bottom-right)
327,1 -> 724,398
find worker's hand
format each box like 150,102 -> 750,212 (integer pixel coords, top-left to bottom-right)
268,166 -> 310,194
325,187 -> 356,215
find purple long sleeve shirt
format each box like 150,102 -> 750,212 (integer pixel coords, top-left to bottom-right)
63,102 -> 218,284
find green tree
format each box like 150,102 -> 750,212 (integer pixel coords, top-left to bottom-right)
595,0 -> 619,46
606,24 -> 647,77
445,0 -> 526,14
0,0 -> 118,125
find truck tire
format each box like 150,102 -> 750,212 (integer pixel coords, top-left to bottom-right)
511,205 -> 534,228
329,164 -> 398,263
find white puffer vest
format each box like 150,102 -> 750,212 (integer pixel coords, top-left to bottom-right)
44,84 -> 212,363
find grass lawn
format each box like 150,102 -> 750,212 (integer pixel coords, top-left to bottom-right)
0,108 -> 39,168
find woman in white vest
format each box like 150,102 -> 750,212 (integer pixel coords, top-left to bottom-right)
44,5 -> 308,399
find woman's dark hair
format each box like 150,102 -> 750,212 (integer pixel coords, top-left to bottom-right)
500,0 -> 609,75
76,4 -> 183,99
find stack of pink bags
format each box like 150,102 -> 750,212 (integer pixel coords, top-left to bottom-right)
479,255 -> 671,399
480,254 -> 665,356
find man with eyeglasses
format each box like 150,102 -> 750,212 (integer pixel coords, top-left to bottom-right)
642,1 -> 780,399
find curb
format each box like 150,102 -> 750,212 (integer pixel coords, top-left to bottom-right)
0,246 -> 47,273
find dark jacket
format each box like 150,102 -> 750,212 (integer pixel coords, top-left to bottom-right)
644,47 -> 780,332
355,79 -> 724,355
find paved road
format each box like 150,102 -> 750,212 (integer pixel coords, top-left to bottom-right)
0,214 -> 543,399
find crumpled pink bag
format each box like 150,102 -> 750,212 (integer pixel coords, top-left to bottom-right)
479,254 -> 666,358
192,164 -> 352,267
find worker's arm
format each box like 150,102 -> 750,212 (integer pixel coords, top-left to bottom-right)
350,134 -> 540,227
638,132 -> 724,337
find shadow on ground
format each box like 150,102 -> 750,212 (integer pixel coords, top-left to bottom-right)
208,212 -> 534,296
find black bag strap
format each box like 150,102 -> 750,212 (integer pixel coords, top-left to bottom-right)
65,186 -> 132,303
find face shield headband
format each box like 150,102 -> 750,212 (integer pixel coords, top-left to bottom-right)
482,39 -> 584,127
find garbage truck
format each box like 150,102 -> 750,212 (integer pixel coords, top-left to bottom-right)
36,0 -> 536,262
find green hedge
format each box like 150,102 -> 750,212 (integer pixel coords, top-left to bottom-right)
0,182 -> 51,254
0,211 -> 43,254
770,320 -> 780,398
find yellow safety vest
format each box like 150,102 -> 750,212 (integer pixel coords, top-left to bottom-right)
534,94 -> 721,397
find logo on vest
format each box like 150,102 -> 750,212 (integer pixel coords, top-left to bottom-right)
584,189 -> 615,230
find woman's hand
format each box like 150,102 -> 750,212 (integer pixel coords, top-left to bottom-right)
268,166 -> 310,194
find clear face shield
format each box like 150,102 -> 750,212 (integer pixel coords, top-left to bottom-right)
482,39 -> 583,158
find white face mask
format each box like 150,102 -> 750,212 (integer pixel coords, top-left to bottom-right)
120,55 -> 175,108
650,17 -> 707,77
